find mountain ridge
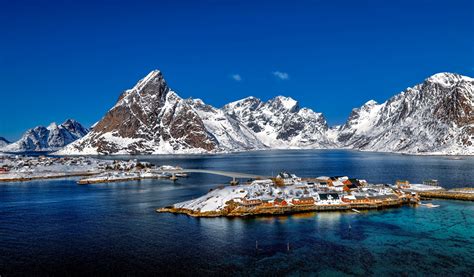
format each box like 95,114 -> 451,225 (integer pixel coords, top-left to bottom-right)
39,70 -> 474,155
1,119 -> 89,152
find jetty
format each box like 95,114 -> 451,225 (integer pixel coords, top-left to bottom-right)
418,189 -> 474,201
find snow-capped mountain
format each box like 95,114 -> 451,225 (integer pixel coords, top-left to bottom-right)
337,73 -> 474,155
1,119 -> 89,152
57,70 -> 473,155
59,70 -> 268,155
223,96 -> 334,148
187,98 -> 267,151
0,137 -> 10,148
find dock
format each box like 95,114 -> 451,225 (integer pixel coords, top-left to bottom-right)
418,189 -> 474,201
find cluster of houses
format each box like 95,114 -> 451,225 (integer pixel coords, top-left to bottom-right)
0,155 -> 159,174
105,159 -> 154,171
0,155 -> 106,171
235,172 -> 414,209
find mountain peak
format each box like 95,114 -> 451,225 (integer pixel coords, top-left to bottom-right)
425,72 -> 474,87
268,96 -> 299,112
1,120 -> 88,152
47,122 -> 58,130
125,70 -> 166,94
363,100 -> 378,106
224,96 -> 262,112
62,118 -> 78,125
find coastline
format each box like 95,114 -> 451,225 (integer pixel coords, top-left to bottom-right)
11,146 -> 473,158
157,198 -> 412,218
0,171 -> 99,183
418,189 -> 474,201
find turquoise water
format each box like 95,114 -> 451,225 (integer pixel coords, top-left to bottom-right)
0,150 -> 473,276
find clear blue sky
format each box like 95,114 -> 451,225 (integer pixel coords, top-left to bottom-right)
1,0 -> 473,140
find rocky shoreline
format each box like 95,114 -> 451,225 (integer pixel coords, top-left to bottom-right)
0,172 -> 99,183
157,198 -> 411,218
418,188 -> 474,201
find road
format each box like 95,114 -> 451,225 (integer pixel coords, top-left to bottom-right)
153,168 -> 269,179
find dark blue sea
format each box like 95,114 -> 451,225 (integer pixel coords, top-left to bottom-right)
1,150 -> 473,276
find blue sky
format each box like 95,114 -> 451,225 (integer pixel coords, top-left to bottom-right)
1,0 -> 473,140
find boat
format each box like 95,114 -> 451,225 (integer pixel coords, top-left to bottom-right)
420,203 -> 440,208
351,209 -> 361,213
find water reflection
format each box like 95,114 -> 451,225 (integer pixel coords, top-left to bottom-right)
0,150 -> 473,275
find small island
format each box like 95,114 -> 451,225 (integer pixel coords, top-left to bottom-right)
157,173 -> 424,217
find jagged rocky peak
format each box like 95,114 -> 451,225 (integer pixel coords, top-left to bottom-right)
362,99 -> 378,108
117,70 -> 169,103
424,72 -> 474,87
61,119 -> 89,136
47,122 -> 58,130
223,96 -> 262,115
60,70 -> 220,155
266,96 -> 299,113
337,72 -> 474,154
224,95 -> 332,148
1,119 -> 88,152
57,70 -> 472,155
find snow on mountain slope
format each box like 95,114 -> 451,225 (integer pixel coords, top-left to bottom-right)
59,70 -> 331,155
57,70 -> 473,155
223,96 -> 334,148
337,73 -> 474,155
1,119 -> 88,152
0,137 -> 10,148
58,70 -> 219,155
187,99 -> 267,151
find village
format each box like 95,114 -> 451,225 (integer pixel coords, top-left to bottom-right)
1,154 -> 472,208
157,172 -> 427,217
0,154 -> 184,183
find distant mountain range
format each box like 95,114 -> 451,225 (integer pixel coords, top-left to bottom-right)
336,73 -> 473,154
3,70 -> 472,155
1,119 -> 88,152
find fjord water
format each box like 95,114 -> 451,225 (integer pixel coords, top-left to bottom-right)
1,150 -> 473,276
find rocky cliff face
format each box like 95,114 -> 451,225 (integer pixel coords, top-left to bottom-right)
1,119 -> 88,152
59,70 -> 219,155
337,73 -> 474,154
223,96 -> 334,148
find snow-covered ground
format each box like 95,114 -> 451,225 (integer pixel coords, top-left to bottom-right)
0,155 -> 107,180
402,183 -> 445,192
0,155 -> 181,183
172,174 -> 407,213
78,170 -> 173,184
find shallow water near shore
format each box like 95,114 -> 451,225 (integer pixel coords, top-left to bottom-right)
1,150 -> 473,275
